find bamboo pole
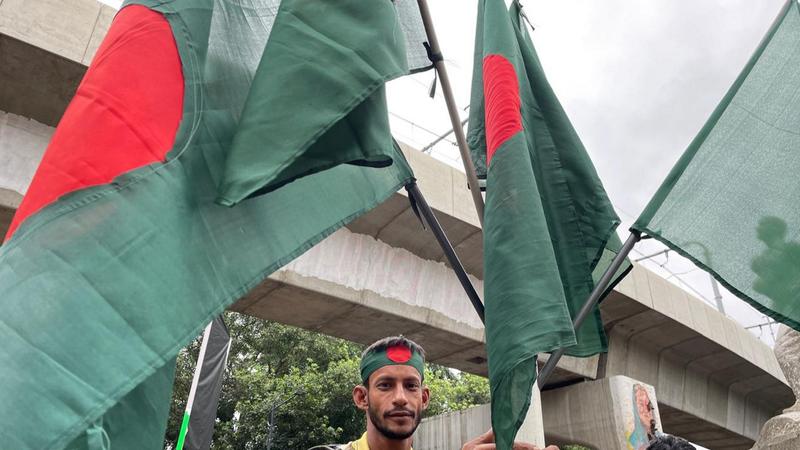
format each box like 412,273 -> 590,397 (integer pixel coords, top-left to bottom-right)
416,0 -> 485,226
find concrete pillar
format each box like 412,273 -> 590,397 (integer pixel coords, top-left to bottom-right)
541,375 -> 663,450
0,110 -> 52,235
0,110 -> 52,199
517,385 -> 546,446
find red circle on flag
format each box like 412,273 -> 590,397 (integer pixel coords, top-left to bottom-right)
482,54 -> 523,167
386,344 -> 412,363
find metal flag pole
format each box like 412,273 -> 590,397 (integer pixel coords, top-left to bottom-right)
537,231 -> 641,388
406,182 -> 485,323
416,0 -> 485,226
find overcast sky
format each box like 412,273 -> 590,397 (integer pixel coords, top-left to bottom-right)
100,0 -> 786,345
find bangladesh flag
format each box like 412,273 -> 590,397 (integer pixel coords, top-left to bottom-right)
0,0 -> 430,448
467,0 -> 630,447
634,1 -> 800,331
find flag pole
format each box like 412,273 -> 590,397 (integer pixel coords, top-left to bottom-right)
175,316 -> 232,450
537,231 -> 641,388
416,0 -> 486,226
175,321 -> 214,450
406,182 -> 485,323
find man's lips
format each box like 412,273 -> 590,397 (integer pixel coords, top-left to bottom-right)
385,410 -> 414,419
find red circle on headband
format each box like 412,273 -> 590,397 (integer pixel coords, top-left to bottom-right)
386,344 -> 412,363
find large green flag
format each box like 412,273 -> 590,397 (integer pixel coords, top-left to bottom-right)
0,1 -> 429,448
634,0 -> 800,330
467,1 -> 629,447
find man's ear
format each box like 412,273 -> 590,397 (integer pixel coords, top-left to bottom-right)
421,385 -> 431,411
353,384 -> 369,412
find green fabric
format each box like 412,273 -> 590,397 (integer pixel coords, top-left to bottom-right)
634,1 -> 800,330
467,1 -> 629,448
218,0 -> 409,204
0,1 -> 414,448
64,361 -> 177,450
359,348 -> 425,384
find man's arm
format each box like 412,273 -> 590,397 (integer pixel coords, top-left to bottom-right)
461,429 -> 559,450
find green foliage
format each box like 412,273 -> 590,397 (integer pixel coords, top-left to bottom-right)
164,312 -> 490,449
424,366 -> 491,417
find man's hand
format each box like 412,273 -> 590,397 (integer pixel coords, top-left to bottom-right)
461,429 -> 559,450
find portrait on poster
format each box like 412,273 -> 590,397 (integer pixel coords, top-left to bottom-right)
624,383 -> 660,450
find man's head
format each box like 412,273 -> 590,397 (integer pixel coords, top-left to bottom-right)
646,434 -> 694,450
353,336 -> 430,441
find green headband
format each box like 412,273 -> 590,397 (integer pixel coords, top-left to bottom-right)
360,343 -> 425,384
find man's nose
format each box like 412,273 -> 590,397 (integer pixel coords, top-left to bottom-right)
391,385 -> 409,406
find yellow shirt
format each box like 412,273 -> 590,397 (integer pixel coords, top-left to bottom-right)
342,433 -> 413,450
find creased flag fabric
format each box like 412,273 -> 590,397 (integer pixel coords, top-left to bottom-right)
0,0 -> 427,448
467,1 -> 630,447
633,0 -> 800,331
218,0 -> 423,204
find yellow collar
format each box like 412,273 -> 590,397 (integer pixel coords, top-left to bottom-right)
350,433 -> 369,450
350,432 -> 413,450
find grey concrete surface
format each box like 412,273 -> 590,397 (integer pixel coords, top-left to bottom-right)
0,0 -> 114,64
0,111 -> 51,234
416,404 -> 493,450
0,0 -> 113,125
348,143 -> 483,278
0,111 -> 52,194
542,376 -> 662,450
0,34 -> 85,126
416,387 -> 544,450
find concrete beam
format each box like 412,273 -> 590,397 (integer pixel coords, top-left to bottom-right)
232,227 -> 488,374
0,0 -> 114,125
347,144 -> 483,278
0,188 -> 22,236
0,0 -> 114,65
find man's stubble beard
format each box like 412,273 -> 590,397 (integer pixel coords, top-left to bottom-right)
368,403 -> 422,441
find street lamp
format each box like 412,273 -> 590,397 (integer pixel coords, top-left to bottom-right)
265,389 -> 303,450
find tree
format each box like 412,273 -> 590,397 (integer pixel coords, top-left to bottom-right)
164,312 -> 490,449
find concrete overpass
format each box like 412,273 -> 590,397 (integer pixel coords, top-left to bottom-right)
0,1 -> 794,448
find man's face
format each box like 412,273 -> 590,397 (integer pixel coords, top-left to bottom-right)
355,365 -> 430,440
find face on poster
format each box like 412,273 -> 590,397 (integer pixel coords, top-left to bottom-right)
625,383 -> 659,450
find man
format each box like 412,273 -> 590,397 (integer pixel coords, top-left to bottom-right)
333,336 -> 557,450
